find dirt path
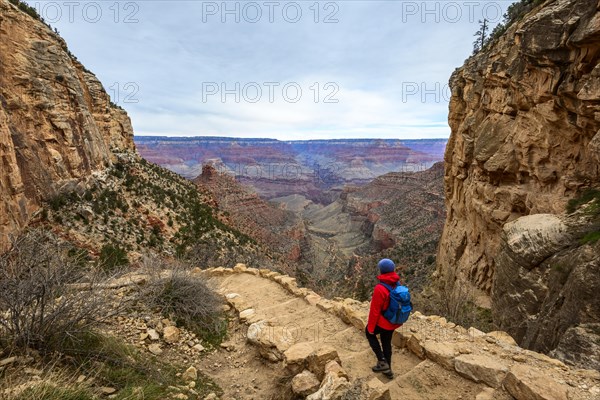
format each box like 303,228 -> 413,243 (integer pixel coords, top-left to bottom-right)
205,271 -> 488,399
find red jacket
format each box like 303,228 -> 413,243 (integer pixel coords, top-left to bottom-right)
367,272 -> 403,333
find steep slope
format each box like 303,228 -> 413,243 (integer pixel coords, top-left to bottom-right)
437,0 -> 600,368
0,0 -> 134,249
0,0 -> 273,268
193,164 -> 304,263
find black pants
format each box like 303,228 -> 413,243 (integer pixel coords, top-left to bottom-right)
365,326 -> 394,367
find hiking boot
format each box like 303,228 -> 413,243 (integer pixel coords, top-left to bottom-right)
383,369 -> 394,379
371,360 -> 390,372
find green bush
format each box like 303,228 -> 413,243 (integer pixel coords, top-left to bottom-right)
581,231 -> 600,245
98,243 -> 129,272
567,188 -> 600,214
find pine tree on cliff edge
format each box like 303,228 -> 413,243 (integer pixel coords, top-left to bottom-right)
472,18 -> 488,54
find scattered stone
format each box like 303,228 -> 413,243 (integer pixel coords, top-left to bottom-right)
182,366 -> 198,382
193,344 -> 205,352
291,370 -> 320,397
305,293 -> 321,306
163,326 -> 181,344
100,387 -> 117,395
204,393 -> 217,400
239,308 -> 256,321
220,341 -> 236,351
148,344 -> 163,355
147,329 -> 160,341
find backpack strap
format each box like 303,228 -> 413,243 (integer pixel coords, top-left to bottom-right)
378,282 -> 397,292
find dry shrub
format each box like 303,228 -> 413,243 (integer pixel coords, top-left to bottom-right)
0,230 -> 119,355
137,257 -> 226,345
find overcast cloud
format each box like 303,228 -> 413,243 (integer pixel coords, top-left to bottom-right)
35,0 -> 514,139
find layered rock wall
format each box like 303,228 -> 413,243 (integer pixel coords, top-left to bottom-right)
438,0 -> 600,299
0,0 -> 135,247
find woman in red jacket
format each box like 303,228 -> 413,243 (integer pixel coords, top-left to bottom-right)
366,258 -> 402,379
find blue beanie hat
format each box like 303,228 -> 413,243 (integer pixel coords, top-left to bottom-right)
378,258 -> 395,273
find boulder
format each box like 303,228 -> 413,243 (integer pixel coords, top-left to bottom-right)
291,370 -> 320,397
163,326 -> 181,344
247,320 -> 286,362
407,334 -> 425,359
233,263 -> 247,272
305,293 -> 322,306
468,327 -> 486,339
182,366 -> 198,382
147,329 -> 160,341
284,342 -> 314,374
308,345 -> 341,380
364,377 -> 391,400
454,354 -> 508,388
422,341 -> 458,370
148,344 -> 163,355
306,370 -> 350,400
486,331 -> 517,347
324,361 -> 348,379
503,365 -> 569,400
239,308 -> 256,322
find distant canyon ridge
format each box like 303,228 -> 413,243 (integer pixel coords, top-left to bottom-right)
135,136 -> 447,299
135,137 -> 447,202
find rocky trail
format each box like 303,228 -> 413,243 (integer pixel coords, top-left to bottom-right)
202,266 -> 600,399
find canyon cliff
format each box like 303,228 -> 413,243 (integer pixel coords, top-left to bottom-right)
437,0 -> 600,369
0,0 -> 135,248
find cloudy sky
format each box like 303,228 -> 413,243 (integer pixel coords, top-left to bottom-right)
37,0 -> 513,140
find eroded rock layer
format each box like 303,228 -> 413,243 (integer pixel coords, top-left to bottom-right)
438,0 -> 600,296
437,0 -> 600,369
0,0 -> 134,247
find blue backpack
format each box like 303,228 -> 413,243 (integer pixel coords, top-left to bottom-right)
380,282 -> 412,324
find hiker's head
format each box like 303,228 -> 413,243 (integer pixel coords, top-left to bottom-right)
377,258 -> 395,274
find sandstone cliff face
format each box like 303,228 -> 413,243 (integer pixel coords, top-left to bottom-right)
437,0 -> 600,369
0,0 -> 135,247
438,0 -> 600,296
